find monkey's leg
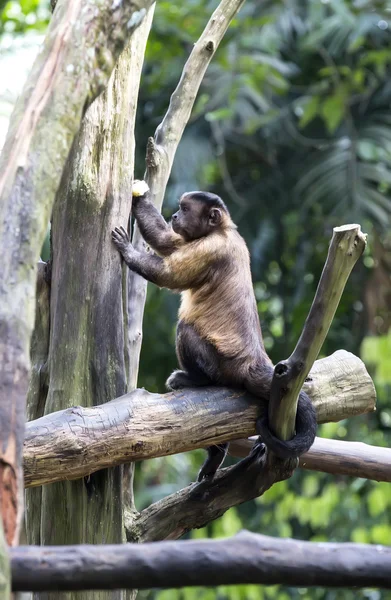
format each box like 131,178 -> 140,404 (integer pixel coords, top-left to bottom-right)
166,369 -> 212,390
169,322 -> 229,482
166,368 -> 228,481
198,444 -> 229,482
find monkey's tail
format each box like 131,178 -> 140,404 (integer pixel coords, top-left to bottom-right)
257,390 -> 317,459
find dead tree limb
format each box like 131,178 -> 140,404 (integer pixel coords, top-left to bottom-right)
23,350 -> 375,488
0,0 -> 153,547
10,531 -> 391,591
269,224 -> 367,440
230,437 -> 391,482
128,0 -> 245,386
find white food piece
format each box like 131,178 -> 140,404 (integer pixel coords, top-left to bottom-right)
132,180 -> 150,197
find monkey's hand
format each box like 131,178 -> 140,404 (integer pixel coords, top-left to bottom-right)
111,226 -> 135,262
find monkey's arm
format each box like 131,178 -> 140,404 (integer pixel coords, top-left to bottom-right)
112,227 -> 201,289
132,195 -> 182,256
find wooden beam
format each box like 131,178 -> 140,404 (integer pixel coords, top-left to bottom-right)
10,531 -> 391,591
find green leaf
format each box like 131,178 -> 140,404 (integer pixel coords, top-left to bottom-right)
368,487 -> 388,517
351,527 -> 370,544
321,90 -> 346,134
299,96 -> 320,128
371,524 -> 391,545
205,108 -> 234,122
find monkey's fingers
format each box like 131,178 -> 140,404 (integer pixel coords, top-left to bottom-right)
112,226 -> 130,241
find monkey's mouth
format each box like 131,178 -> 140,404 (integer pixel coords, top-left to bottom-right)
171,220 -> 180,233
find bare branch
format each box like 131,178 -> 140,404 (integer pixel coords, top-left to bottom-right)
230,437 -> 391,483
11,531 -> 391,592
128,0 -> 245,387
23,351 -> 375,488
269,224 -> 367,440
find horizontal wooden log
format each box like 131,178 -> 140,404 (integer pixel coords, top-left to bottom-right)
230,437 -> 391,482
24,350 -> 375,487
10,531 -> 391,591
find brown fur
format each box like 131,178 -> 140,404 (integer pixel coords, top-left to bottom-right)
177,228 -> 265,365
112,190 -> 317,482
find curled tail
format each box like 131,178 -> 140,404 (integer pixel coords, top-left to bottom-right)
257,390 -> 317,459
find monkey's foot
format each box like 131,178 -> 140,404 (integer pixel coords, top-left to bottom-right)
166,370 -> 197,390
197,443 -> 229,482
248,436 -> 266,460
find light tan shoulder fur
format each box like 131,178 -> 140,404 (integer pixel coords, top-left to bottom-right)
178,228 -> 263,361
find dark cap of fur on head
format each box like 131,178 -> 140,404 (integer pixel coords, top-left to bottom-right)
182,191 -> 230,215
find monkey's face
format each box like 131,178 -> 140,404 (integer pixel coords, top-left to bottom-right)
171,194 -> 223,241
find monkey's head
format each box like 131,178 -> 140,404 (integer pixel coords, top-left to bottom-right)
171,192 -> 232,241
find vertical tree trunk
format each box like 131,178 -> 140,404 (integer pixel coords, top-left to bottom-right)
0,522 -> 10,598
26,9 -> 154,600
0,0 -> 152,549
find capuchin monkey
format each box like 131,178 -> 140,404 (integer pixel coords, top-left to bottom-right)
112,185 -> 317,481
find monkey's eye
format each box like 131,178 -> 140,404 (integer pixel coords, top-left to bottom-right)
181,206 -> 188,213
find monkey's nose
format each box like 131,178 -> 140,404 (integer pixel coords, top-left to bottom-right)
172,213 -> 178,220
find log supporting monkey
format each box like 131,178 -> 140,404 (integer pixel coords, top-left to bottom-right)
112,185 -> 317,481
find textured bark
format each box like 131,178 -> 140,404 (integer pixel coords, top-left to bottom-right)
230,437 -> 391,482
0,521 -> 10,598
128,0 -> 245,386
24,9 -> 154,600
0,0 -> 153,548
11,531 -> 391,591
23,350 -> 375,488
269,224 -> 367,440
24,263 -> 50,549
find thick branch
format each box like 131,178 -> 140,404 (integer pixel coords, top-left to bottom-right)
128,0 -> 245,386
230,437 -> 391,482
269,224 -> 367,440
24,351 -> 375,488
10,531 -> 391,591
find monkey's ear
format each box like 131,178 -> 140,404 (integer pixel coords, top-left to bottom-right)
209,208 -> 222,227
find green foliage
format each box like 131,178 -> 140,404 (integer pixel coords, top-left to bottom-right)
135,1 -> 391,598
362,331 -> 391,386
0,0 -> 49,35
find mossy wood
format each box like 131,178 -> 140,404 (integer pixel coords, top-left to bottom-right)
24,11 -> 154,600
0,0 -> 153,548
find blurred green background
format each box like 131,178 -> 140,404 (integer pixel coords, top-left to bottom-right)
1,1 -> 391,598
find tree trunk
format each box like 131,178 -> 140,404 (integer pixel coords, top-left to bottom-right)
0,521 -> 10,598
0,0 -> 153,549
25,9 -> 154,600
